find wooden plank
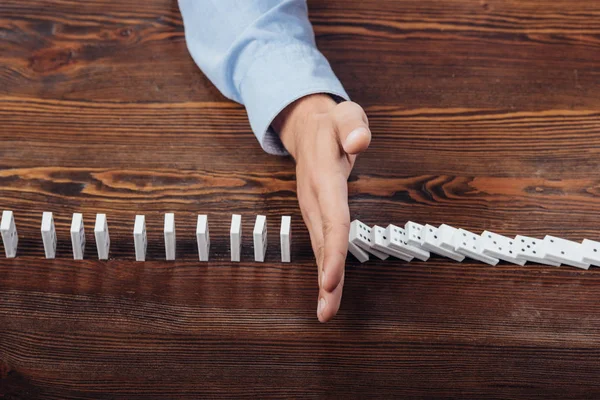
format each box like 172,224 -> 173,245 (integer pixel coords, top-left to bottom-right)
1,0 -> 600,397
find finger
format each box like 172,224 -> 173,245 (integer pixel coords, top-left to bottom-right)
298,191 -> 326,285
317,271 -> 345,323
331,101 -> 372,155
318,174 -> 350,294
306,211 -> 325,278
305,203 -> 343,322
299,184 -> 345,324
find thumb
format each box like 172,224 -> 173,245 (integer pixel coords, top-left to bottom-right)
331,101 -> 372,155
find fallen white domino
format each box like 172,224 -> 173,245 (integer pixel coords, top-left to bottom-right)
581,239 -> 600,267
70,213 -> 85,260
230,214 -> 241,262
348,241 -> 369,263
41,212 -> 56,259
543,235 -> 589,269
280,216 -> 291,263
386,224 -> 430,261
421,224 -> 465,262
253,215 -> 267,262
349,220 -> 389,260
513,235 -> 560,267
196,215 -> 210,262
164,213 -> 176,261
1,210 -> 18,258
94,213 -> 110,260
405,221 -> 426,248
370,225 -> 413,261
133,215 -> 147,262
480,230 -> 526,266
437,224 -> 461,252
453,228 -> 499,266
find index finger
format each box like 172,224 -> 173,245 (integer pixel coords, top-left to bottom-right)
317,173 -> 350,294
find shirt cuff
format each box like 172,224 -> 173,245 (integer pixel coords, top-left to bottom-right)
238,43 -> 349,156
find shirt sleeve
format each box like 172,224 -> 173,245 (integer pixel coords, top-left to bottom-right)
178,0 -> 349,155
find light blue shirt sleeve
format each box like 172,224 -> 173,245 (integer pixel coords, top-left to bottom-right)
178,0 -> 349,155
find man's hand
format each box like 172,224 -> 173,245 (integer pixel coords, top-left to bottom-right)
273,94 -> 371,322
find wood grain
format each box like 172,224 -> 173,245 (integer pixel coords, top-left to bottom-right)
1,0 -> 600,398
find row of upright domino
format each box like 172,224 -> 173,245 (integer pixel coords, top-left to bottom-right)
348,220 -> 600,269
0,210 -> 292,263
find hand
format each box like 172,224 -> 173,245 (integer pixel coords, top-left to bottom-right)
273,94 -> 371,322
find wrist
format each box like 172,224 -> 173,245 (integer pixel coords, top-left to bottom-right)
273,94 -> 337,159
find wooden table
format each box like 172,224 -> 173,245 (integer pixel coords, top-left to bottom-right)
1,1 -> 600,398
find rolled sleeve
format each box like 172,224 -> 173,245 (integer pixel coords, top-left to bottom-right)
239,43 -> 348,155
179,0 -> 349,155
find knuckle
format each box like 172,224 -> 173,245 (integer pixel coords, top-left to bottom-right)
336,101 -> 363,115
322,218 -> 350,237
316,243 -> 326,265
322,219 -> 335,236
333,101 -> 370,129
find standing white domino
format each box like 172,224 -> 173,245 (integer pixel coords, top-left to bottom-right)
349,220 -> 389,260
543,235 -> 589,269
369,225 -> 413,262
453,228 -> 499,266
230,214 -> 242,262
405,221 -> 426,248
94,213 -> 110,260
348,241 -> 369,263
421,224 -> 465,262
480,230 -> 526,266
253,215 -> 267,262
164,213 -> 176,261
41,212 -> 56,259
386,224 -> 430,261
280,216 -> 291,263
133,215 -> 147,262
581,239 -> 600,267
1,210 -> 18,258
513,235 -> 560,267
70,213 -> 85,260
196,215 -> 210,262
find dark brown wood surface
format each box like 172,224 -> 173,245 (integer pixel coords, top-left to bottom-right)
1,0 -> 600,398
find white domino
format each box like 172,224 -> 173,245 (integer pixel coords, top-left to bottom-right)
453,228 -> 499,266
230,214 -> 241,262
164,213 -> 176,261
581,239 -> 600,266
369,225 -> 413,262
421,224 -> 465,262
437,224 -> 461,251
1,210 -> 18,258
513,235 -> 560,266
543,235 -> 589,269
94,213 -> 110,260
133,215 -> 147,262
386,224 -> 430,261
405,221 -> 426,248
253,215 -> 267,262
280,216 -> 291,263
480,230 -> 526,266
196,215 -> 210,261
348,241 -> 369,263
41,212 -> 56,259
349,220 -> 389,260
70,213 -> 85,260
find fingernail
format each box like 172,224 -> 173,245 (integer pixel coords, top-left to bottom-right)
344,127 -> 368,152
317,298 -> 327,316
